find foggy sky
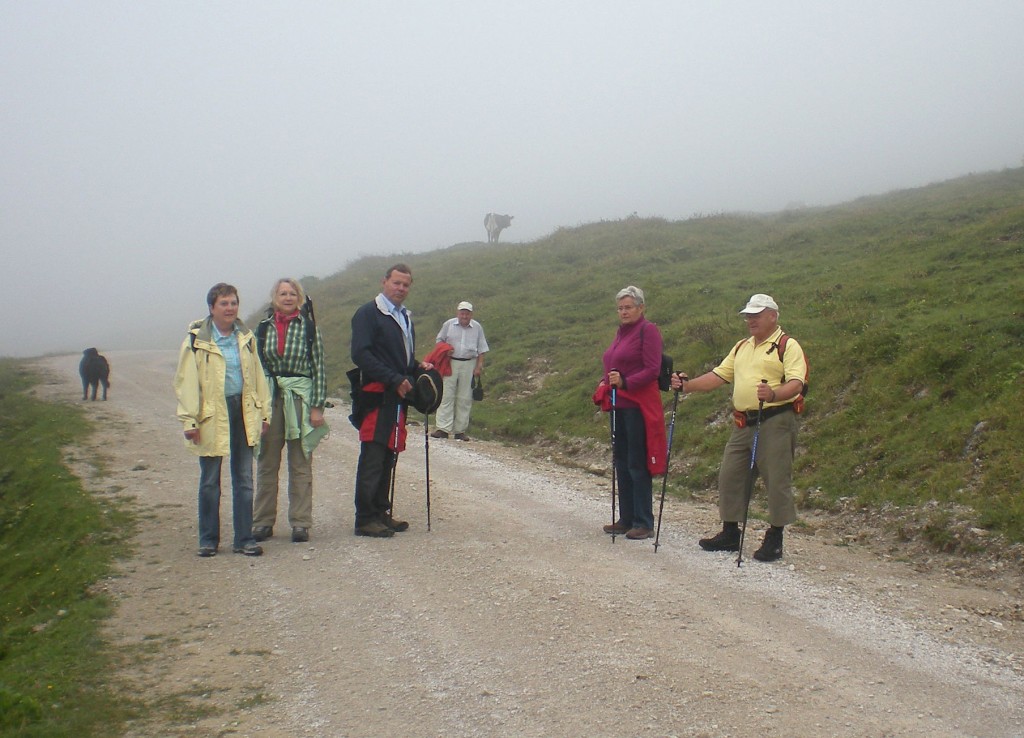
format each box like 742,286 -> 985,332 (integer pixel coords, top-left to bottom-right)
3,1 -> 1023,358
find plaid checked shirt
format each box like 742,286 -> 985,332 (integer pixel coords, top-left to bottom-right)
258,316 -> 327,409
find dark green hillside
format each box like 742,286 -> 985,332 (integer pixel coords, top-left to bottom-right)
289,168 -> 1024,545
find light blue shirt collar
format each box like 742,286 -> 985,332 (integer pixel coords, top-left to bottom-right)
213,322 -> 243,396
376,293 -> 413,362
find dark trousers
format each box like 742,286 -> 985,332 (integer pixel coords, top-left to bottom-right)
613,407 -> 654,530
354,441 -> 397,527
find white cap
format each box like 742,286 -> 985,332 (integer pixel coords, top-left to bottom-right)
739,293 -> 779,314
457,301 -> 474,311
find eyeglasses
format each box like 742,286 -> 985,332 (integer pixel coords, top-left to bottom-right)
616,305 -> 640,312
741,312 -> 764,320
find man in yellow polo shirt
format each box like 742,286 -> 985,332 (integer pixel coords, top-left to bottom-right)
670,294 -> 808,562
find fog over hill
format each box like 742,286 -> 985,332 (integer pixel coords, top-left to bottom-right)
3,1 -> 1023,358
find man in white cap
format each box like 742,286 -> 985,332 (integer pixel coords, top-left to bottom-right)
669,294 -> 808,562
432,301 -> 489,441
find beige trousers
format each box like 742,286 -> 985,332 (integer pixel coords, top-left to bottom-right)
716,410 -> 798,527
435,358 -> 475,434
254,394 -> 314,528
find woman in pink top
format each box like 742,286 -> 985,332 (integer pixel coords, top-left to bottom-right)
593,286 -> 667,540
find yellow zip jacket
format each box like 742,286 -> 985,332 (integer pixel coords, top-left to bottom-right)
173,317 -> 271,457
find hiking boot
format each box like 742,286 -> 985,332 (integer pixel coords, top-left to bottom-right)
454,433 -> 470,441
197,546 -> 217,558
291,527 -> 309,543
383,514 -> 409,532
253,526 -> 273,542
699,525 -> 741,552
753,527 -> 784,562
625,527 -> 654,540
355,521 -> 395,538
233,543 -> 263,556
602,520 -> 631,535
430,430 -> 449,439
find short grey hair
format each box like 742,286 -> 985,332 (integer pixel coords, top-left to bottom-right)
615,285 -> 645,306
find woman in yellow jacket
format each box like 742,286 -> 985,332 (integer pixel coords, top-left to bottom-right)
174,283 -> 271,558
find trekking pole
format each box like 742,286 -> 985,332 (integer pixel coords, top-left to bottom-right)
388,402 -> 402,513
654,388 -> 681,553
424,411 -> 432,532
609,377 -> 618,543
737,379 -> 768,567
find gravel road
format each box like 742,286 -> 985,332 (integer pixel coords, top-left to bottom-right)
36,351 -> 1024,738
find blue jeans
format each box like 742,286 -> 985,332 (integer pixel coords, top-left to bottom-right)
613,407 -> 654,530
198,395 -> 256,549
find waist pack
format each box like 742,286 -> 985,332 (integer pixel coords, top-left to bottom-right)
733,404 -> 794,428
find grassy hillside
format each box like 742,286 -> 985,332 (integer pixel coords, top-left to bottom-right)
287,168 -> 1024,546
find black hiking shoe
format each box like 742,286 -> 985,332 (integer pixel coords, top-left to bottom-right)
753,527 -> 784,562
383,515 -> 409,532
699,525 -> 741,552
253,526 -> 273,542
355,521 -> 395,538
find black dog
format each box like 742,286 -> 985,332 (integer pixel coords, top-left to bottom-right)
79,348 -> 111,401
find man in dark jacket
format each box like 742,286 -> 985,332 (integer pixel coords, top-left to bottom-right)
350,264 -> 432,537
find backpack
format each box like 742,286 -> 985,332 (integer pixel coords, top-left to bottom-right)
639,322 -> 674,392
732,332 -> 809,412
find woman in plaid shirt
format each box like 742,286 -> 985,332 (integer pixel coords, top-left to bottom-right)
252,278 -> 328,544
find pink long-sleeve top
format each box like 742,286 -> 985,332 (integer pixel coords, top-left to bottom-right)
601,317 -> 663,409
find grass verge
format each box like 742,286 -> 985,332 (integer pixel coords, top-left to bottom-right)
0,359 -> 138,737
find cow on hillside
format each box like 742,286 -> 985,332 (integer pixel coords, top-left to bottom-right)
79,348 -> 111,401
484,213 -> 513,243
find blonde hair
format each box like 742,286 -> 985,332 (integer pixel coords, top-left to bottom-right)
270,278 -> 305,311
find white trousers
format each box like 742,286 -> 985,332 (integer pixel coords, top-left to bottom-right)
436,359 -> 475,434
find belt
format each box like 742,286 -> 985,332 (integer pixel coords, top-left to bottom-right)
744,404 -> 793,423
451,357 -> 474,361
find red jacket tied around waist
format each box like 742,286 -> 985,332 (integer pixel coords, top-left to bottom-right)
592,382 -> 668,476
358,382 -> 408,452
